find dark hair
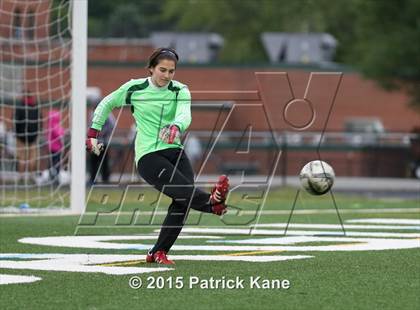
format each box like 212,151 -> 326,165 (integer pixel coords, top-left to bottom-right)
147,47 -> 179,70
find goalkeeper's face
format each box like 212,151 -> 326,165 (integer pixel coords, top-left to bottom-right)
150,59 -> 176,87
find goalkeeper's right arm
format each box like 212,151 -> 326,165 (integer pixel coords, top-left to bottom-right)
86,85 -> 126,155
86,128 -> 103,156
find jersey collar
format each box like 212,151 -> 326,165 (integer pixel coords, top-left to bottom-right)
148,77 -> 170,91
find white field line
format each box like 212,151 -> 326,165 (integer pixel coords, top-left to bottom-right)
251,223 -> 420,230
0,274 -> 42,285
346,218 -> 420,225
179,228 -> 420,238
1,207 -> 419,218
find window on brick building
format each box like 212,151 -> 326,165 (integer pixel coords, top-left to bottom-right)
13,9 -> 23,39
27,10 -> 35,39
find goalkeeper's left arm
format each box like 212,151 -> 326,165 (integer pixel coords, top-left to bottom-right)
159,86 -> 192,144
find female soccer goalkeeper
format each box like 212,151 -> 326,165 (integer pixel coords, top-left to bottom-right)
86,48 -> 229,265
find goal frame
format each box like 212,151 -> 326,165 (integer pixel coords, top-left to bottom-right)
70,0 -> 87,214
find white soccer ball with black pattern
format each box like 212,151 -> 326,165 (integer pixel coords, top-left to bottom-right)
299,160 -> 335,195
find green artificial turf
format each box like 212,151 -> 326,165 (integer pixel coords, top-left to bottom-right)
0,189 -> 419,310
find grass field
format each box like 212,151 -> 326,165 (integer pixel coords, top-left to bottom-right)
1,188 -> 419,309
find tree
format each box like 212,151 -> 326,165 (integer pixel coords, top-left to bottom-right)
107,4 -> 145,37
88,0 -> 172,38
349,0 -> 420,108
162,0 -> 266,62
161,0 -> 358,63
162,0 -> 420,108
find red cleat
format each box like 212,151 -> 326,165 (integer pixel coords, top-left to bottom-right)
210,175 -> 229,204
146,252 -> 154,263
146,250 -> 175,265
212,202 -> 227,216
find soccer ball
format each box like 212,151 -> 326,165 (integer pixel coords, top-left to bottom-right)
299,160 -> 335,195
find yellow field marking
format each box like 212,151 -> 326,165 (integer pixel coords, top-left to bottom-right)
223,242 -> 367,256
223,250 -> 285,256
96,259 -> 146,267
331,242 -> 365,247
92,240 -> 401,266
97,251 -> 286,265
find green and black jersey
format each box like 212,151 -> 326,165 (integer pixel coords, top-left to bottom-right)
91,77 -> 191,164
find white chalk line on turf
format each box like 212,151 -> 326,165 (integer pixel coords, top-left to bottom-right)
82,207 -> 420,215
179,228 -> 420,238
251,223 -> 420,230
17,234 -> 420,252
0,254 -> 313,272
0,274 -> 42,285
76,223 -> 420,231
1,207 -> 419,218
346,218 -> 420,225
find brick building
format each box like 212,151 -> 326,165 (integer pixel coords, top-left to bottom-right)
1,1 -> 419,177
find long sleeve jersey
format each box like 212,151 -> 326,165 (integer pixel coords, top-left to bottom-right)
91,77 -> 191,164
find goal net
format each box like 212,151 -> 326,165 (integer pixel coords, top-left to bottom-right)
0,0 -> 86,214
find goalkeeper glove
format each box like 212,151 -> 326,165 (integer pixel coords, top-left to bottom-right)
159,124 -> 180,144
86,128 -> 104,156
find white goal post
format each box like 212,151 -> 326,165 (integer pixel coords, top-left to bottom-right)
70,0 -> 87,214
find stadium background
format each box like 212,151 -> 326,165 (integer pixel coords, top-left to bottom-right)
1,0 -> 420,183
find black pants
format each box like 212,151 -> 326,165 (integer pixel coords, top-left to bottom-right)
49,151 -> 61,181
138,148 -> 212,254
89,145 -> 110,184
